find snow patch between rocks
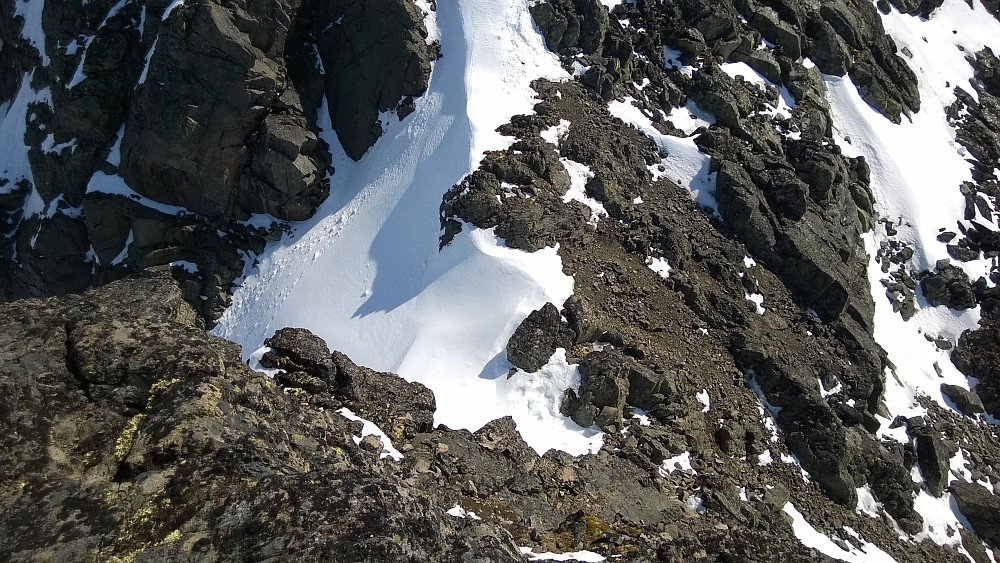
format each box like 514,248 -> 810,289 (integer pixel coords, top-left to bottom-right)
783,503 -> 897,562
607,97 -> 719,216
659,451 -> 696,476
519,547 -> 606,562
446,504 -> 482,520
337,407 -> 404,461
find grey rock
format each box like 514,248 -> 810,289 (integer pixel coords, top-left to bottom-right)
941,383 -> 986,416
562,295 -> 602,344
913,429 -> 955,497
506,302 -> 573,372
530,0 -> 608,55
121,1 -> 289,219
238,110 -> 331,222
331,350 -> 437,440
737,1 -> 801,58
811,21 -> 852,77
952,481 -> 1000,547
264,327 -> 337,379
313,0 -> 432,160
562,349 -> 632,430
921,260 -> 977,310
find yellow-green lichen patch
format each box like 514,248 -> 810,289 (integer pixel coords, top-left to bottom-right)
114,414 -> 147,464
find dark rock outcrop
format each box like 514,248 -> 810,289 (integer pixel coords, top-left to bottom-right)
952,482 -> 1000,548
941,383 -> 986,416
952,295 -> 1000,417
562,350 -> 631,429
262,327 -> 436,439
305,0 -> 433,160
2,269 -> 947,561
0,0 -> 432,326
0,270 -> 522,561
920,259 -> 977,310
441,75 -> 927,534
506,302 -> 574,372
911,426 -> 955,497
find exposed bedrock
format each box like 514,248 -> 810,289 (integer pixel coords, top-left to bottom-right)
949,47 -> 1000,420
443,74 -> 926,532
0,270 -> 524,561
0,0 -> 432,323
530,0 -> 919,121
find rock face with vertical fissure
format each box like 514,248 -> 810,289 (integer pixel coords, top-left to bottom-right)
0,0 -> 432,324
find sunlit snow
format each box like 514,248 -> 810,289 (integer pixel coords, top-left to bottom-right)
784,503 -> 897,562
607,97 -> 718,214
824,0 -> 1000,425
337,408 -> 405,461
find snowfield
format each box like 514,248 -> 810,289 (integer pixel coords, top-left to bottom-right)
213,0 -> 604,456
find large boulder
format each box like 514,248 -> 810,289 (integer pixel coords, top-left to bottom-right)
920,259 -> 976,310
941,383 -> 986,416
506,302 -> 574,372
952,482 -> 1000,547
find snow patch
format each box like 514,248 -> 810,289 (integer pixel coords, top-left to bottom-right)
560,158 -> 607,227
540,119 -> 571,147
607,97 -> 718,215
15,0 -> 50,65
856,486 -> 882,518
40,135 -> 77,155
659,451 -> 696,476
646,256 -> 671,279
446,504 -> 482,520
337,407 -> 404,461
519,547 -> 606,562
686,491 -> 707,514
783,503 -> 897,562
695,389 -> 710,413
664,101 -> 715,135
757,450 -> 773,466
247,347 -> 283,378
170,260 -> 198,274
0,75 -> 51,199
109,230 -> 134,266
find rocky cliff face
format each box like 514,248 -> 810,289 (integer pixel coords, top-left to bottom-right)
0,0 -> 432,322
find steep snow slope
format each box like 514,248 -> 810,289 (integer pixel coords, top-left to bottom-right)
824,0 -> 1000,549
213,0 -> 603,455
826,0 -> 999,448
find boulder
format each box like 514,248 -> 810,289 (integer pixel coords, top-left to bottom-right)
913,429 -> 955,497
263,327 -> 337,380
941,383 -> 986,416
506,302 -> 573,372
920,259 -> 977,310
561,349 -> 631,429
952,482 -> 1000,547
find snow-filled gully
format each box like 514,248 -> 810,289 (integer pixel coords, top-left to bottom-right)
213,0 -> 602,456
